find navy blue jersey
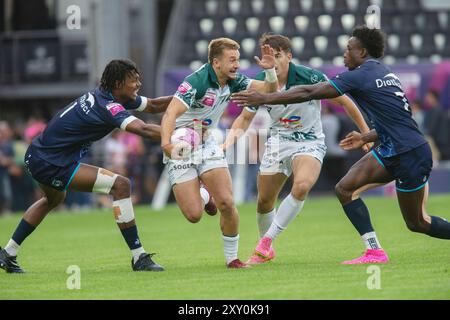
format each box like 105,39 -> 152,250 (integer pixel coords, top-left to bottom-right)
329,59 -> 427,157
30,87 -> 147,166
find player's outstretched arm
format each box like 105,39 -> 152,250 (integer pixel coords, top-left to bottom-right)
125,118 -> 161,140
160,97 -> 189,158
249,45 -> 278,94
330,95 -> 373,152
232,81 -> 340,107
222,108 -> 256,150
143,96 -> 173,114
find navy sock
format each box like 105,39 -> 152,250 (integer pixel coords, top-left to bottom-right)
11,219 -> 36,245
120,225 -> 142,250
342,198 -> 375,236
428,216 -> 450,239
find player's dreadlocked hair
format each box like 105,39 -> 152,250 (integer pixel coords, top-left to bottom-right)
352,26 -> 386,58
100,59 -> 140,92
259,33 -> 292,54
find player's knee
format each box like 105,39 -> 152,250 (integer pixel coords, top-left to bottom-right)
183,208 -> 203,224
216,196 -> 234,214
257,198 -> 275,214
291,181 -> 311,200
335,182 -> 352,203
46,193 -> 66,209
111,176 -> 131,198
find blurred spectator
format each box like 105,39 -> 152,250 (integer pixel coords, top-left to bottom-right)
104,129 -> 128,176
9,124 -> 37,212
411,100 -> 426,134
0,121 -> 14,214
119,131 -> 145,204
245,108 -> 271,202
24,120 -> 46,143
321,106 -> 347,186
424,90 -> 450,160
142,140 -> 164,203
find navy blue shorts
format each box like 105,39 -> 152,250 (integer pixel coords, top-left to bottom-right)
372,143 -> 433,192
24,148 -> 81,191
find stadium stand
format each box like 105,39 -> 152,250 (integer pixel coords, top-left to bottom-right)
172,0 -> 450,68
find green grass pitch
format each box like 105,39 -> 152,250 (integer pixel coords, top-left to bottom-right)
1,195 -> 449,300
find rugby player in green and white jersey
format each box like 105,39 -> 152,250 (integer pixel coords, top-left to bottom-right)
226,34 -> 371,265
160,38 -> 279,268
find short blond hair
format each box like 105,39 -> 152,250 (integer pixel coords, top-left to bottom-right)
208,38 -> 240,63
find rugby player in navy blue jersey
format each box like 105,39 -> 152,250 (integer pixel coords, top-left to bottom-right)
232,26 -> 450,264
0,59 -> 172,273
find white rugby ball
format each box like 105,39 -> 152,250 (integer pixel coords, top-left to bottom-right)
170,127 -> 201,159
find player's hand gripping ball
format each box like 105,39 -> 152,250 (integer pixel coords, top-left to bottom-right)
170,127 -> 201,159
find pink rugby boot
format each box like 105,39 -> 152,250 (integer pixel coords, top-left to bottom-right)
247,237 -> 276,265
341,249 -> 389,265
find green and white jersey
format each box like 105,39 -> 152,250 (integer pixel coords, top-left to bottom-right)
174,63 -> 252,130
247,63 -> 328,142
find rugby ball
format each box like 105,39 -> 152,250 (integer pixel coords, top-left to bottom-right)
170,127 -> 201,158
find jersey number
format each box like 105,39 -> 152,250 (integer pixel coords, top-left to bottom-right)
395,92 -> 410,112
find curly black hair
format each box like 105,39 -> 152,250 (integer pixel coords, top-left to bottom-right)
100,59 -> 140,92
352,26 -> 386,58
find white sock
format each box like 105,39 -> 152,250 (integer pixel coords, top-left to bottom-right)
5,239 -> 20,257
265,194 -> 305,240
131,247 -> 146,264
200,187 -> 210,206
222,234 -> 239,264
362,232 -> 382,250
257,209 -> 275,238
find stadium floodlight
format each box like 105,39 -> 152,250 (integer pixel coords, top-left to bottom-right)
318,15 -> 333,33
269,16 -> 285,34
246,17 -> 260,35
274,0 -> 289,16
294,16 -> 309,33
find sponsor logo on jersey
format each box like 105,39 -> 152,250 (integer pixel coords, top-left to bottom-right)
178,81 -> 193,95
106,103 -> 126,116
201,91 -> 216,107
193,118 -> 213,127
79,92 -> 95,115
375,73 -> 402,89
279,116 -> 302,128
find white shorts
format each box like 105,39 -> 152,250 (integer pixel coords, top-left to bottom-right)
166,138 -> 228,186
260,136 -> 327,177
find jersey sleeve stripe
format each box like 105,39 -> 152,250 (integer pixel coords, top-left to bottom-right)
173,95 -> 190,109
245,106 -> 258,113
328,80 -> 344,96
120,116 -> 139,130
136,96 -> 148,112
246,79 -> 254,90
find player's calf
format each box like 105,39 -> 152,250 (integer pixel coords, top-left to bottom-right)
404,218 -> 430,234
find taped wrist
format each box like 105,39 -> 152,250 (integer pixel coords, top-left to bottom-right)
264,67 -> 278,83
